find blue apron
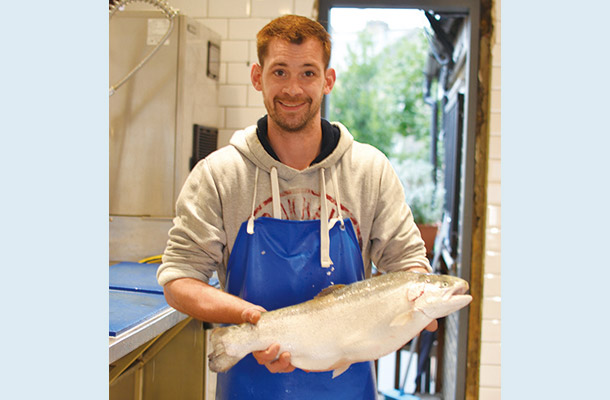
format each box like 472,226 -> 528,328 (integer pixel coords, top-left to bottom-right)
216,166 -> 377,400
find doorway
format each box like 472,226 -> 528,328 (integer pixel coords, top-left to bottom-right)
318,1 -> 483,399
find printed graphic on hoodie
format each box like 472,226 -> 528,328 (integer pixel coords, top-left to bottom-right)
252,188 -> 362,248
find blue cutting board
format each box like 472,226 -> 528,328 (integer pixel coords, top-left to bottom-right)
109,262 -> 164,294
109,289 -> 169,337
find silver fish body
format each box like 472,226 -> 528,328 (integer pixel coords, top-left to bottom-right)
208,270 -> 472,377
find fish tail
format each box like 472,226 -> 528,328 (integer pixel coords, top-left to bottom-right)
208,326 -> 244,373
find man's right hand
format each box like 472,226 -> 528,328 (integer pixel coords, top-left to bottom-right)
241,306 -> 296,373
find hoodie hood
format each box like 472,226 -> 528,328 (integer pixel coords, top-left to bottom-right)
229,120 -> 355,181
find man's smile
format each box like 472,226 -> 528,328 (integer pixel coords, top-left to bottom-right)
276,98 -> 310,110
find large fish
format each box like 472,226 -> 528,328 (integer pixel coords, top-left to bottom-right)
208,270 -> 472,377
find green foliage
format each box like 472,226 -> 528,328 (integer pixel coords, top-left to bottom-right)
328,29 -> 431,158
328,26 -> 443,224
392,138 -> 445,224
329,32 -> 392,155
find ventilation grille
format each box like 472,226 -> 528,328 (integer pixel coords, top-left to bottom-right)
190,125 -> 218,170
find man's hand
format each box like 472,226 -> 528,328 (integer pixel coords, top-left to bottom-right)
240,305 -> 266,324
424,319 -> 438,332
241,306 -> 296,373
252,343 -> 296,373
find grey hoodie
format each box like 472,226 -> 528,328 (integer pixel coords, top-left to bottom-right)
157,121 -> 431,289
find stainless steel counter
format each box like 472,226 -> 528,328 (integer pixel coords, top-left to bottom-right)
109,305 -> 188,364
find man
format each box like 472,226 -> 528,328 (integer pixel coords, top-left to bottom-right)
157,14 -> 435,400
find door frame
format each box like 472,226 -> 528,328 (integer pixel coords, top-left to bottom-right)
317,1 -> 492,398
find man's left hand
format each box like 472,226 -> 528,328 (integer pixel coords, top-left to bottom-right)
252,343 -> 296,373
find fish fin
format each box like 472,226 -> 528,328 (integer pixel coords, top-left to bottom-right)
208,327 -> 245,373
315,284 -> 346,299
332,363 -> 352,379
390,311 -> 413,327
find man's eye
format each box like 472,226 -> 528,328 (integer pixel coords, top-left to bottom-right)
304,71 -> 315,77
274,70 -> 285,77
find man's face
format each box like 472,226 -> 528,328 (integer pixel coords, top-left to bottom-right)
251,38 -> 335,133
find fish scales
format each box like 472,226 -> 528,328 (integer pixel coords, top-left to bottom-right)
208,270 -> 472,377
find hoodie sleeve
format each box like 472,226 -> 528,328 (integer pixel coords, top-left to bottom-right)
368,157 -> 432,273
157,159 -> 227,286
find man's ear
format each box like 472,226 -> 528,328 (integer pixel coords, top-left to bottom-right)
251,63 -> 263,91
324,68 -> 336,95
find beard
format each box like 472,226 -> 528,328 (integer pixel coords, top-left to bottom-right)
265,93 -> 323,133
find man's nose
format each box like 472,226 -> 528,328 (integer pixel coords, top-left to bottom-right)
282,78 -> 304,97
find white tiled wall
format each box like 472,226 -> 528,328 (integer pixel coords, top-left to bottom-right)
480,0 -> 501,399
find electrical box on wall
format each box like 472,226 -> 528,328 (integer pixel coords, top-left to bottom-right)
110,11 -> 221,218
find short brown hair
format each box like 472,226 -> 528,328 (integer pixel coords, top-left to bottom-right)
256,15 -> 332,68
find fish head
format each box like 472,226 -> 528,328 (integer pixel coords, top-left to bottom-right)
406,273 -> 473,320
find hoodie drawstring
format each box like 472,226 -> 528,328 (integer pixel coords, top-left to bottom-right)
246,167 -> 259,234
320,168 -> 333,268
270,167 -> 281,218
